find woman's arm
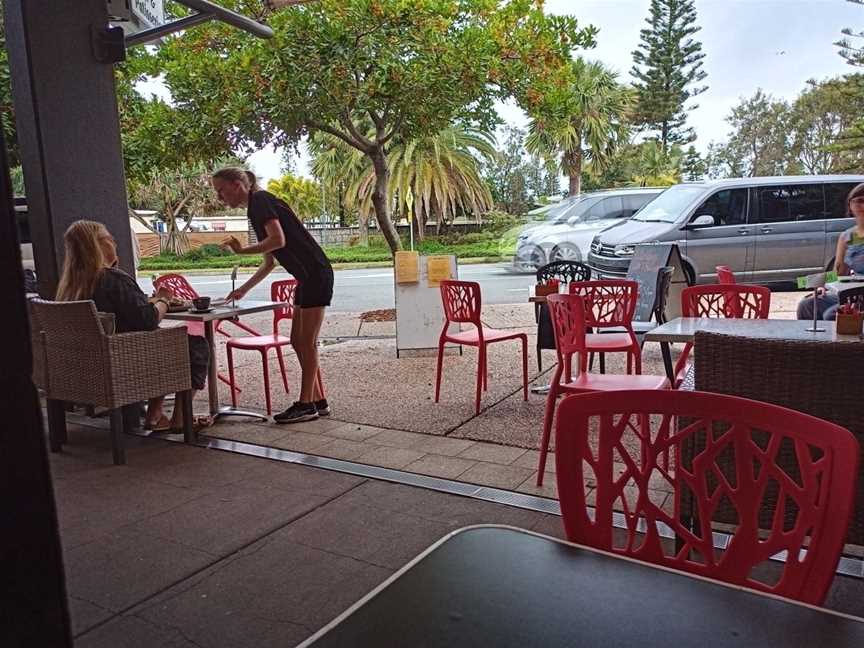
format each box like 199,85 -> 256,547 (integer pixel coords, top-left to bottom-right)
227,253 -> 276,300
223,220 -> 286,256
835,234 -> 850,275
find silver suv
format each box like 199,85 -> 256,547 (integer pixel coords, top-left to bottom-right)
513,187 -> 662,271
587,175 -> 864,284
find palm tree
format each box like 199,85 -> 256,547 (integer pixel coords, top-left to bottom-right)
526,58 -> 632,196
632,140 -> 683,187
310,125 -> 495,243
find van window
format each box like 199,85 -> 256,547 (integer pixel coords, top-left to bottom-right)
825,183 -> 859,219
623,194 -> 653,216
755,185 -> 825,223
586,196 -> 625,221
691,189 -> 747,226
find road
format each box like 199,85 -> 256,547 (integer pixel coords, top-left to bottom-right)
138,262 -> 533,312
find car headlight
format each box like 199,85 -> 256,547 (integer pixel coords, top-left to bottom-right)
613,245 -> 635,257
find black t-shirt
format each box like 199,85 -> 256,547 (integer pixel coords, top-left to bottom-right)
247,190 -> 331,281
92,267 -> 159,333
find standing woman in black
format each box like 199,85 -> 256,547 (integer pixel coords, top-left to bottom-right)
213,167 -> 333,423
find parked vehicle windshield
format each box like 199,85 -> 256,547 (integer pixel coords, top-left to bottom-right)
630,185 -> 704,223
546,196 -> 596,225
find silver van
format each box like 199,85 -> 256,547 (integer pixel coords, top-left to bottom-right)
513,187 -> 662,271
587,175 -> 864,284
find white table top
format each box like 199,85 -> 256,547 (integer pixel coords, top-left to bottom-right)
826,278 -> 864,294
162,300 -> 282,322
644,317 -> 863,344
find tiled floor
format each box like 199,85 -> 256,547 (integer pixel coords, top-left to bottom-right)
201,417 -> 572,502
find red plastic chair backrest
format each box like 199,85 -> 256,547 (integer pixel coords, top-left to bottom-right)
715,265 -> 737,284
569,279 -> 638,328
440,280 -> 482,327
546,294 -> 589,382
153,273 -> 199,300
555,389 -> 859,605
271,279 -> 297,336
681,284 -> 770,320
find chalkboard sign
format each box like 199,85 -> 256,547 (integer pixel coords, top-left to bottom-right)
626,243 -> 689,323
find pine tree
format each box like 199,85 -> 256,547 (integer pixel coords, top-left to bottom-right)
631,0 -> 708,151
681,146 -> 706,181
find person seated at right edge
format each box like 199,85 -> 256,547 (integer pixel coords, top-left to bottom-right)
797,182 -> 864,321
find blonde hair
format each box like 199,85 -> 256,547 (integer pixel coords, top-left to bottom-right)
55,220 -> 108,301
212,166 -> 258,192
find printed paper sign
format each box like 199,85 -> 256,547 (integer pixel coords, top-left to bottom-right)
426,256 -> 452,288
395,251 -> 420,284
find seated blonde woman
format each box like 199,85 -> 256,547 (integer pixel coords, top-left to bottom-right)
55,220 -> 210,431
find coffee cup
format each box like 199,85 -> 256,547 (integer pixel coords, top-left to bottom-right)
192,297 -> 211,311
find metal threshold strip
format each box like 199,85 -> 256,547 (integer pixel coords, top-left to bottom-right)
126,428 -> 863,580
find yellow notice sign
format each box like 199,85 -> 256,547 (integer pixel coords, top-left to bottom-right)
427,255 -> 452,288
395,251 -> 420,284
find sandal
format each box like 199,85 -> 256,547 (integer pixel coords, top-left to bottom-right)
169,415 -> 215,434
144,415 -> 172,433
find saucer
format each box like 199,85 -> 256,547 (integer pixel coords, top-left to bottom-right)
190,307 -> 215,314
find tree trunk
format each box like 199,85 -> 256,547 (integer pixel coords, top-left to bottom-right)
412,210 -> 425,244
338,183 -> 347,228
369,148 -> 401,254
564,149 -> 582,197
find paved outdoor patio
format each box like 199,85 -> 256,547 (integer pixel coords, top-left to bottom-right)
53,413 -> 864,647
54,420 -> 565,647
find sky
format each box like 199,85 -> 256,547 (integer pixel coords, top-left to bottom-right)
144,0 -> 863,185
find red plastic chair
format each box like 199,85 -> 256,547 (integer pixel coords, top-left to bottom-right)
673,284 -> 771,388
569,279 -> 642,374
435,280 -> 528,415
226,279 -> 326,415
226,279 -> 288,415
537,294 -> 669,484
554,389 -> 859,605
153,273 -> 260,337
153,273 -> 252,394
715,265 -> 737,284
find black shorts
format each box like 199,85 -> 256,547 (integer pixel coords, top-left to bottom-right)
296,268 -> 334,308
188,335 -> 210,390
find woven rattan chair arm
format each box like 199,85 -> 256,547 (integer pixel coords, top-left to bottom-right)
107,327 -> 192,406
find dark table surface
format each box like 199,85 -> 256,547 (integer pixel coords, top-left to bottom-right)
301,525 -> 864,648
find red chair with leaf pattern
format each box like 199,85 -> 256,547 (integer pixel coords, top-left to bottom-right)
554,389 -> 858,605
570,280 -> 642,374
153,273 -> 256,394
226,279 -> 296,415
673,284 -> 771,388
715,265 -> 737,284
536,294 -> 669,484
435,280 -> 528,415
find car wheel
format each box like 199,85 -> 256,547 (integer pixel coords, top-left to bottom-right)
550,244 -> 582,263
514,245 -> 546,272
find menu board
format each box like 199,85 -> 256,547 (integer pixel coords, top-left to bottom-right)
395,251 -> 420,284
626,243 -> 689,322
427,255 -> 452,288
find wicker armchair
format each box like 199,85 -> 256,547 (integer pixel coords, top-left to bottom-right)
30,299 -> 194,465
692,331 -> 864,547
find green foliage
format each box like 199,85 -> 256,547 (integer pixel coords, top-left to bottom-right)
630,0 -> 707,150
836,0 -> 864,67
481,126 -> 560,215
705,90 -> 793,178
182,244 -> 234,262
312,124 -> 496,235
150,0 -> 594,254
0,5 -> 18,167
526,57 -> 632,196
681,146 -> 706,181
267,173 -> 323,220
